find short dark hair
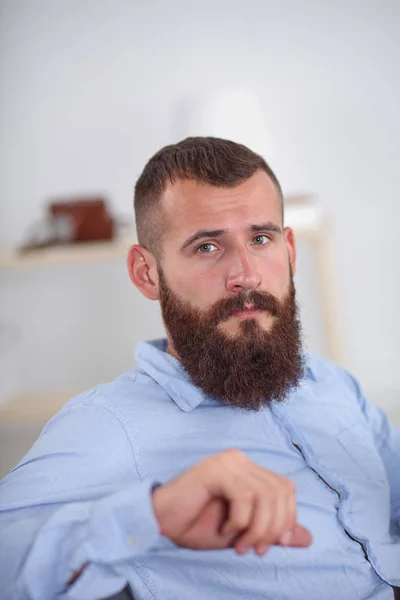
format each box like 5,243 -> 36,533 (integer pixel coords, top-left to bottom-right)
134,136 -> 282,260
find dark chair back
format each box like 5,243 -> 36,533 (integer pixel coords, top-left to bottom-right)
101,585 -> 134,600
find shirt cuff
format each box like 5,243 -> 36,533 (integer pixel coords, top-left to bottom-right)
85,479 -> 165,564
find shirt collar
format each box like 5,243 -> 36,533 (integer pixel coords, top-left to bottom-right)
135,338 -> 209,411
135,337 -> 316,412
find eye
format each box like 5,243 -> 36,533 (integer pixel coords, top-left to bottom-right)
196,242 -> 218,254
252,234 -> 270,245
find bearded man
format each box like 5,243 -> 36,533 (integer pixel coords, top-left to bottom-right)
1,137 -> 399,600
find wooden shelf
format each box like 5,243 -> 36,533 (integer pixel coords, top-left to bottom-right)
0,234 -> 135,271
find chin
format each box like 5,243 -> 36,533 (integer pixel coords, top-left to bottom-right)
220,320 -> 266,340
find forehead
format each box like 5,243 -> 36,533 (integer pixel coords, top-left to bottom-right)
161,170 -> 281,241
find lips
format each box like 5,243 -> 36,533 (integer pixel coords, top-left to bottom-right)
233,307 -> 264,318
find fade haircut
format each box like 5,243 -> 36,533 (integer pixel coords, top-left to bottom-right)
134,136 -> 283,261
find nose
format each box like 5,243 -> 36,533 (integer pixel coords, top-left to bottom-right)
225,251 -> 262,294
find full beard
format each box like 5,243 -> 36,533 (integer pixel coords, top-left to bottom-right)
158,267 -> 305,411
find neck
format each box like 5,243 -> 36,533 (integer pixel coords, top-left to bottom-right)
165,334 -> 181,361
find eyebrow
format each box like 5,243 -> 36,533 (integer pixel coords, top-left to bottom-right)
179,222 -> 283,252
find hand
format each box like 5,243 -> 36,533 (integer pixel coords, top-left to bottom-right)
152,448 -> 312,555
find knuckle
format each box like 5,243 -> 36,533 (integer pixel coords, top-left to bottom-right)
223,448 -> 246,461
270,481 -> 286,500
202,449 -> 247,476
286,479 -> 296,495
197,456 -> 214,473
275,477 -> 295,496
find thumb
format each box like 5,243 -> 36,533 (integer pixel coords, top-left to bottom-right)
278,525 -> 312,547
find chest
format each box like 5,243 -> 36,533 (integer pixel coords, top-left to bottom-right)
131,379 -> 391,542
133,387 -> 387,492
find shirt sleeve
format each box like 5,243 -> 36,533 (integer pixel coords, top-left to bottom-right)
0,395 -> 165,600
341,368 -> 400,527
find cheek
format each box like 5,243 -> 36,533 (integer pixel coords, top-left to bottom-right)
171,267 -> 223,307
261,254 -> 291,295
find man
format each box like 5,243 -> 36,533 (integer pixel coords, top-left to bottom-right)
0,137 -> 399,600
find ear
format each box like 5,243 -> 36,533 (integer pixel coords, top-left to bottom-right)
283,227 -> 297,276
127,244 -> 160,301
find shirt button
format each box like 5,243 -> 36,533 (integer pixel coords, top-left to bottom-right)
126,534 -> 139,548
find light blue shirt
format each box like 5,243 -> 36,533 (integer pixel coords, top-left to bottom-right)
1,338 -> 399,600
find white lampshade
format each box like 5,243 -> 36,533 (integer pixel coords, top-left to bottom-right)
174,88 -> 273,161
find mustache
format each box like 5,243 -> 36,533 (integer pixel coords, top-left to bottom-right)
208,290 -> 280,326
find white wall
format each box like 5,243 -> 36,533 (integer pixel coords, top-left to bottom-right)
0,0 -> 399,409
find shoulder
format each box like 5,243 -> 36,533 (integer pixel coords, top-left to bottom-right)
307,353 -> 361,398
55,367 -> 169,425
31,369 -> 164,470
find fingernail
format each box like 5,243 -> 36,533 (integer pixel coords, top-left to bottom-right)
280,531 -> 293,546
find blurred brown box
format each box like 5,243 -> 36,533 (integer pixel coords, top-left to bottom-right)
49,198 -> 114,242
